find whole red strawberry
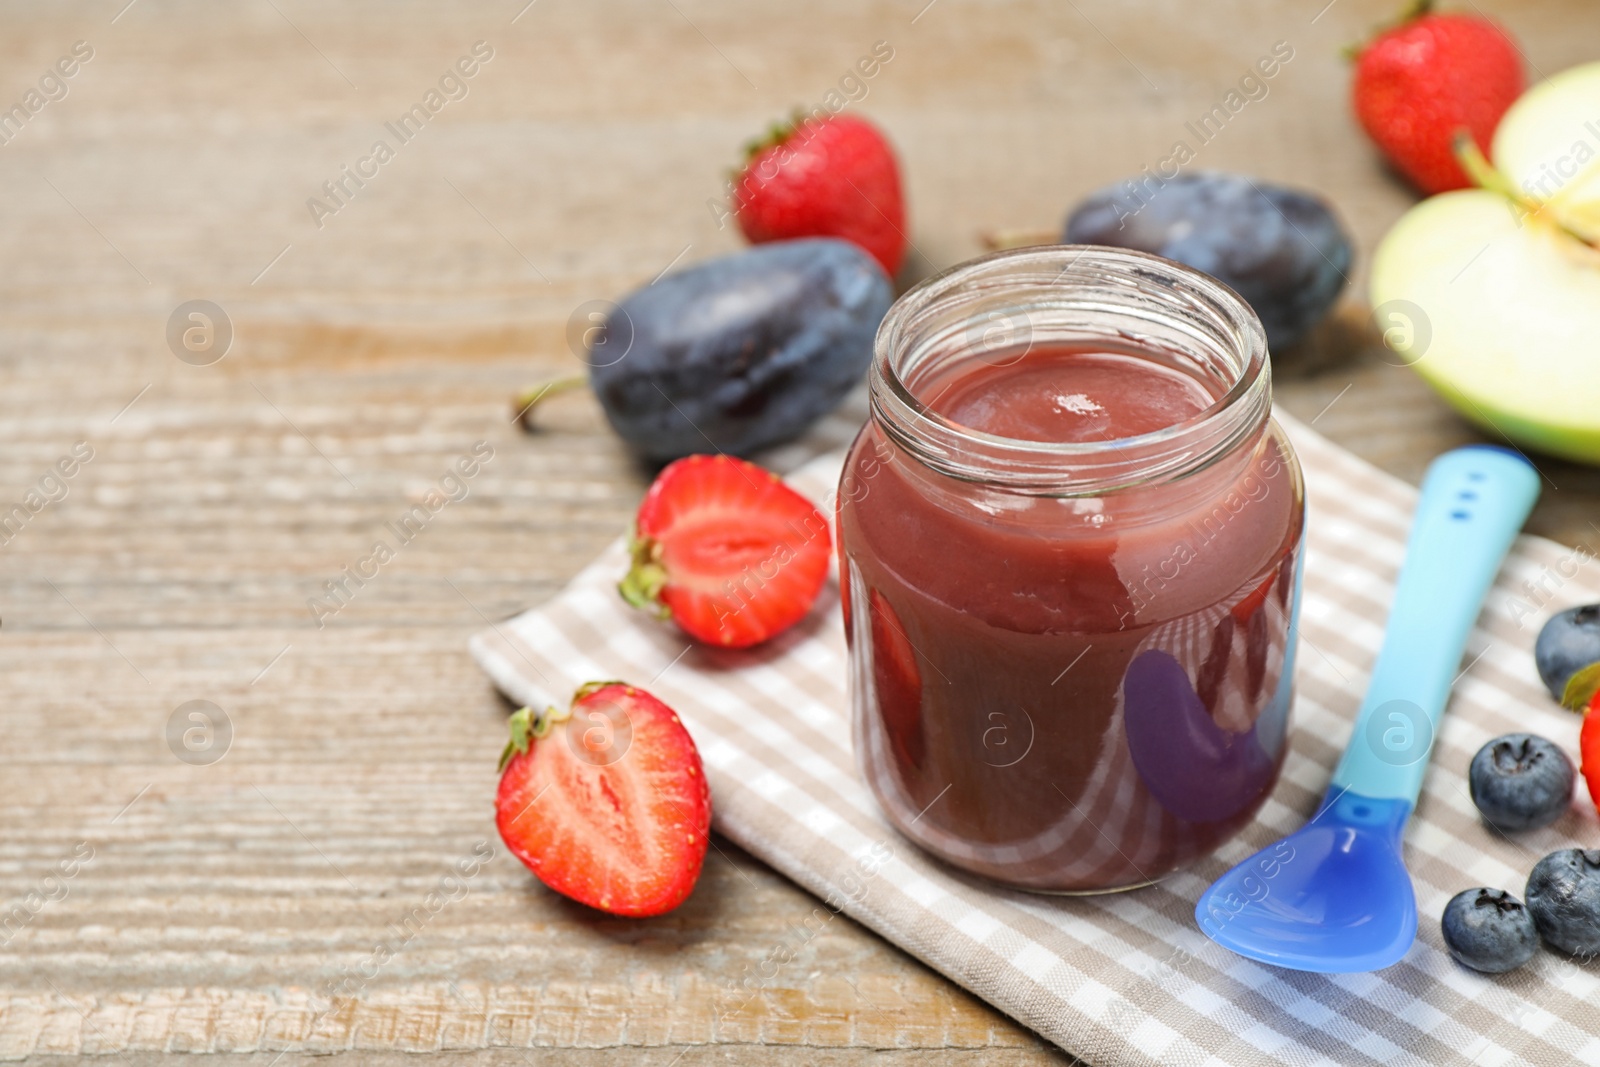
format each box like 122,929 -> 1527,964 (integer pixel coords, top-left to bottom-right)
620,454 -> 831,649
496,682 -> 711,918
1352,2 -> 1523,195
732,114 -> 907,277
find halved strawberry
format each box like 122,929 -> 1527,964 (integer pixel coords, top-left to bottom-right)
495,682 -> 711,918
1581,690 -> 1600,819
620,454 -> 830,648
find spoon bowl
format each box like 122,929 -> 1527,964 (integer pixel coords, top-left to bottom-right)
1197,791 -> 1416,973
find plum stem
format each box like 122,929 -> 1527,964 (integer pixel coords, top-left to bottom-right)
979,228 -> 1060,252
512,374 -> 590,432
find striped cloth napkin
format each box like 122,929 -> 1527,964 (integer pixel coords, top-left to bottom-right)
470,410 -> 1600,1067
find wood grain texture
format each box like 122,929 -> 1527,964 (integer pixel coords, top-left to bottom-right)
1,0 -> 1598,1062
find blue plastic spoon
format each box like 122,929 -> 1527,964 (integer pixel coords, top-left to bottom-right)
1196,445 -> 1540,973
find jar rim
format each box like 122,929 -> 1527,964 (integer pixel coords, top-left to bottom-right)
869,244 -> 1271,496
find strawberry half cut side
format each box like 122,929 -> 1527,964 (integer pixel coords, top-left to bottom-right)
1582,690 -> 1600,819
495,682 -> 711,918
620,454 -> 831,649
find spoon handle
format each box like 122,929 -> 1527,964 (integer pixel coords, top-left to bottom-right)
1328,445 -> 1540,804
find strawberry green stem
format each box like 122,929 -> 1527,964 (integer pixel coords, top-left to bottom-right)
617,536 -> 671,618
499,706 -> 534,771
512,374 -> 589,432
1343,0 -> 1435,60
741,107 -> 826,164
497,702 -> 575,771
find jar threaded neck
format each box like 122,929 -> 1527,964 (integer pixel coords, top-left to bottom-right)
869,245 -> 1271,496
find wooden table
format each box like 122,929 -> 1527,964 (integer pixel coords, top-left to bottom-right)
2,1 -> 1597,1063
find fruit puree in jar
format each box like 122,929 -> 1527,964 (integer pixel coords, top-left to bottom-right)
839,341 -> 1304,893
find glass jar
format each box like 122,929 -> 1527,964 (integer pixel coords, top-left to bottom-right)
837,246 -> 1306,894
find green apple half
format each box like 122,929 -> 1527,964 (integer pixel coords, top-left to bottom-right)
1370,62 -> 1600,464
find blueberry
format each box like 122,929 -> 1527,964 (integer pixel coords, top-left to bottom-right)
1525,849 -> 1600,957
1440,888 -> 1539,973
1534,604 -> 1600,701
1063,172 -> 1352,350
1468,733 -> 1575,832
589,238 -> 892,462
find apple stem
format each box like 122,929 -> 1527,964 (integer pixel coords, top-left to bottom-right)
1454,133 -> 1527,204
513,374 -> 589,432
1452,131 -> 1598,250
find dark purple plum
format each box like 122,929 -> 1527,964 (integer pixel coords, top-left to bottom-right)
589,238 -> 892,463
1063,172 -> 1352,350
